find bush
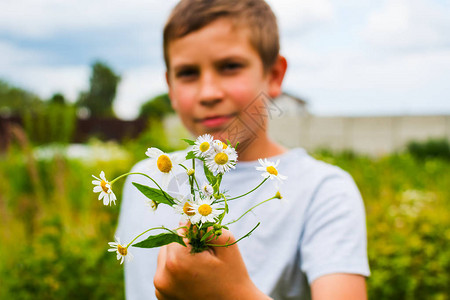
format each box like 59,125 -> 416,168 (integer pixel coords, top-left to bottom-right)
1,140 -> 448,299
0,142 -> 131,299
315,151 -> 450,299
407,138 -> 450,161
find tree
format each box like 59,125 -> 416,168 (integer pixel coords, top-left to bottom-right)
77,61 -> 121,117
49,93 -> 66,105
0,80 -> 43,116
139,93 -> 174,120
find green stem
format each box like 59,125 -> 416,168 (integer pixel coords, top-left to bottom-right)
216,193 -> 229,224
110,172 -> 169,202
193,176 -> 201,192
225,196 -> 276,226
206,222 -> 260,248
222,178 -> 268,202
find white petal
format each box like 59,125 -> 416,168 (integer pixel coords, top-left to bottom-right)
103,195 -> 109,205
92,180 -> 101,185
171,153 -> 185,164
100,171 -> 106,181
191,214 -> 200,224
98,191 -> 105,201
93,186 -> 102,193
145,147 -> 163,158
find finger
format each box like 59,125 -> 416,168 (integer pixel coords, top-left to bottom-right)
207,229 -> 238,258
155,288 -> 176,300
156,245 -> 167,273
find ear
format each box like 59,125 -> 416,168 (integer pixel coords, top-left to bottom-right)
267,55 -> 287,99
166,71 -> 178,111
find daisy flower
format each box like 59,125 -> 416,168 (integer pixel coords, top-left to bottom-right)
256,159 -> 288,186
190,197 -> 221,224
145,147 -> 185,188
173,194 -> 196,218
212,139 -> 228,152
205,146 -> 238,174
92,171 -> 117,206
200,182 -> 214,197
108,236 -> 133,264
193,134 -> 214,158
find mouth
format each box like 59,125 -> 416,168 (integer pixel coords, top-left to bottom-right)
195,113 -> 238,128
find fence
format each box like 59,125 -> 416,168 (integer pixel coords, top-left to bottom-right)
269,115 -> 450,155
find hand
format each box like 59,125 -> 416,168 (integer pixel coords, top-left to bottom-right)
154,228 -> 270,300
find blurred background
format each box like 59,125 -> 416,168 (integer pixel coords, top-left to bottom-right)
1,0 -> 449,299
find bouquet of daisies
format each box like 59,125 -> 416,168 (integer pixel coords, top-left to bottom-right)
92,134 -> 286,264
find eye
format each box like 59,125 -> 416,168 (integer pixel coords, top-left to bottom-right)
220,62 -> 243,73
175,68 -> 199,80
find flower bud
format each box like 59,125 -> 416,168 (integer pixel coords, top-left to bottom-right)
275,191 -> 282,199
187,169 -> 195,176
147,199 -> 159,211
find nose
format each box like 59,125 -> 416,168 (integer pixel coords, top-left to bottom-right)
198,72 -> 223,108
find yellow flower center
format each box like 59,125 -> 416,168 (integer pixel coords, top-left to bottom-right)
118,245 -> 128,256
100,180 -> 109,193
183,202 -> 195,216
198,204 -> 212,216
199,142 -> 210,152
214,152 -> 229,165
275,191 -> 282,199
157,155 -> 172,173
266,166 -> 278,176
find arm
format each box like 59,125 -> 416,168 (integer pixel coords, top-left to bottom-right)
301,173 -> 370,299
311,274 -> 367,300
153,229 -> 271,300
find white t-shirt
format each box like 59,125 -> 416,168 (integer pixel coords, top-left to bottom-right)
116,148 -> 370,300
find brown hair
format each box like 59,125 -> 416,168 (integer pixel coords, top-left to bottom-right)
163,0 -> 279,72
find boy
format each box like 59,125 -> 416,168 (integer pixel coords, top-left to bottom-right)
117,0 -> 370,299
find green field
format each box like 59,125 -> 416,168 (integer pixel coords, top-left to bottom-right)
1,141 -> 449,299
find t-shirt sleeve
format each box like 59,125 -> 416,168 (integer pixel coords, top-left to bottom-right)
299,171 -> 370,284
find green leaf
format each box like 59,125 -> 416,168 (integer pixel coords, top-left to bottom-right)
185,150 -> 196,160
132,232 -> 186,248
203,164 -> 217,186
182,138 -> 195,145
132,182 -> 174,206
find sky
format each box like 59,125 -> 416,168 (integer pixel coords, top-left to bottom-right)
1,0 -> 450,120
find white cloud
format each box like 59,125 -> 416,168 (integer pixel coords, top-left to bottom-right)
286,49 -> 450,91
363,0 -> 450,49
0,41 -> 46,65
3,65 -> 89,101
267,0 -> 334,33
0,0 -> 178,38
0,40 -> 88,101
1,0 -> 449,118
114,67 -> 167,120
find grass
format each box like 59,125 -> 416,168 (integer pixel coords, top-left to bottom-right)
0,142 -> 448,299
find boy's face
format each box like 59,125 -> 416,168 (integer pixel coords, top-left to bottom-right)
166,18 -> 282,145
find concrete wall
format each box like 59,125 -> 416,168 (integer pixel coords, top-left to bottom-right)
269,115 -> 450,156
165,114 -> 450,156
